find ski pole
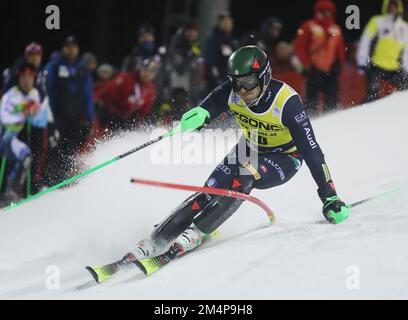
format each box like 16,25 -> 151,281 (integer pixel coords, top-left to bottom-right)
2,109 -> 208,212
130,178 -> 276,224
3,129 -> 179,212
348,189 -> 397,209
349,198 -> 372,208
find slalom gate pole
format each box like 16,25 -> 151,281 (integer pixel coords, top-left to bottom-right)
3,128 -> 181,212
0,157 -> 6,192
26,122 -> 32,197
130,178 -> 276,224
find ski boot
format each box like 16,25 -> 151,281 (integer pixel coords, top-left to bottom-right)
134,224 -> 209,276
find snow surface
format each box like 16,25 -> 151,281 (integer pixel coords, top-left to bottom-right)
1,92 -> 408,300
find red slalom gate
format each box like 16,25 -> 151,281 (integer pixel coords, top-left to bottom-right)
130,178 -> 276,224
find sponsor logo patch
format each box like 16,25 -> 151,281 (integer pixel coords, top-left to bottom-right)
232,179 -> 241,188
207,178 -> 217,188
289,156 -> 302,171
233,112 -> 281,131
273,107 -> 280,118
252,59 -> 261,70
192,201 -> 201,211
304,127 -> 318,149
232,92 -> 240,104
264,158 -> 286,181
216,164 -> 232,175
295,111 -> 308,123
242,162 -> 261,180
260,164 -> 268,173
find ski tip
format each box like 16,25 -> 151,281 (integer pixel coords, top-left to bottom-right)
208,230 -> 221,239
85,266 -> 100,284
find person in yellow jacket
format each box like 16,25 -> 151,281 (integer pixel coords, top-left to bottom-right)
357,0 -> 408,102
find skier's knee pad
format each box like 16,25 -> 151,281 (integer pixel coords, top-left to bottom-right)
151,192 -> 212,248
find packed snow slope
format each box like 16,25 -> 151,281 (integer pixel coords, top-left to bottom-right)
1,92 -> 408,300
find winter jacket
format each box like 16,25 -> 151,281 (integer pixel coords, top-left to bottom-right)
204,27 -> 238,89
45,54 -> 94,125
167,28 -> 204,103
357,0 -> 408,72
0,86 -> 44,133
99,72 -> 157,121
294,0 -> 345,73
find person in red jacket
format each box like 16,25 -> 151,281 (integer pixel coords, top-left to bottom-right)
294,0 -> 345,115
97,55 -> 160,131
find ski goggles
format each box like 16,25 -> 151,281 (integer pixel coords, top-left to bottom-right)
230,74 -> 260,92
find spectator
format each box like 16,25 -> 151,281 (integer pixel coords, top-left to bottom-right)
241,17 -> 293,71
2,43 -> 57,193
96,64 -> 116,81
204,12 -> 238,90
259,17 -> 285,64
3,43 -> 46,100
82,52 -> 98,80
357,0 -> 408,102
167,20 -> 205,112
94,64 -> 116,101
240,30 -> 262,48
294,0 -> 345,114
97,55 -> 160,131
122,23 -> 158,72
94,64 -> 117,128
0,63 -> 43,204
44,36 -> 95,183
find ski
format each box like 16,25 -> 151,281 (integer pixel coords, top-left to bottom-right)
134,245 -> 180,276
83,230 -> 220,287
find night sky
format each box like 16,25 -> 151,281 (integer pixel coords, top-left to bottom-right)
0,0 -> 405,71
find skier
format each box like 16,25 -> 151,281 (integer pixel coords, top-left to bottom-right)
88,46 -> 351,282
0,63 -> 43,204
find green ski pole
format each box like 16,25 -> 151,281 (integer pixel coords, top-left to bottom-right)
3,106 -> 210,211
3,132 -> 167,211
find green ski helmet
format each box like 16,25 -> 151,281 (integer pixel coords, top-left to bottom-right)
227,46 -> 272,106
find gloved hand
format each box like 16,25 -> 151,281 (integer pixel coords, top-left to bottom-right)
318,182 -> 350,224
179,107 -> 210,133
